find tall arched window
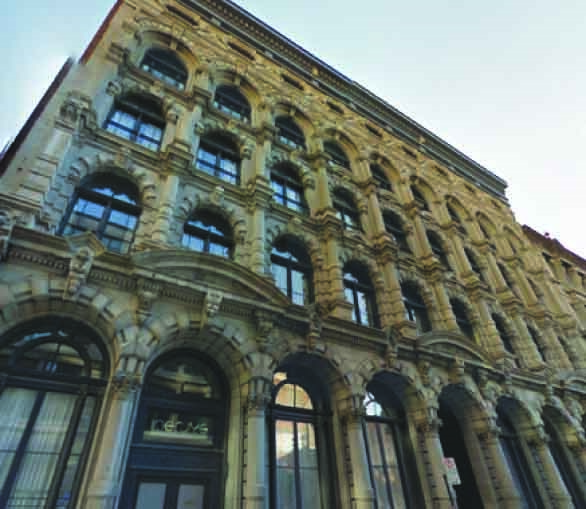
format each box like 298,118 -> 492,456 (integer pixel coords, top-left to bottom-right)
447,203 -> 466,234
401,281 -> 431,333
276,116 -> 305,149
465,248 -> 485,282
324,141 -> 350,169
196,133 -> 241,185
0,318 -> 108,508
363,383 -> 423,509
370,164 -> 392,192
427,230 -> 450,269
527,326 -> 546,362
383,211 -> 410,252
105,93 -> 165,151
140,47 -> 188,90
498,263 -> 516,290
213,85 -> 251,122
122,351 -> 228,508
410,185 -> 429,211
271,164 -> 307,214
182,209 -> 233,258
496,402 -> 542,509
60,173 -> 141,254
333,189 -> 361,231
344,262 -> 378,327
271,236 -> 313,305
270,370 -> 329,509
492,313 -> 516,357
451,298 -> 474,340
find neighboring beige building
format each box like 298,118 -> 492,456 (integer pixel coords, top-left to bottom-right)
0,0 -> 584,508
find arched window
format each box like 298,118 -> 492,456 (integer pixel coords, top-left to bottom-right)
275,116 -> 305,149
122,351 -> 228,508
271,236 -> 313,305
105,93 -> 165,151
334,189 -> 361,231
478,218 -> 492,240
383,211 -> 410,252
0,318 -> 108,508
363,384 -> 424,509
344,262 -> 378,327
498,263 -> 515,289
324,141 -> 350,169
527,326 -> 546,362
371,164 -> 392,192
270,370 -> 327,509
213,85 -> 251,122
182,209 -> 233,258
60,173 -> 141,254
196,133 -> 241,185
401,282 -> 431,333
140,47 -> 188,90
427,230 -> 450,269
271,164 -> 307,214
451,298 -> 474,340
496,404 -> 542,509
465,248 -> 485,282
410,185 -> 429,211
492,313 -> 516,357
447,203 -> 466,234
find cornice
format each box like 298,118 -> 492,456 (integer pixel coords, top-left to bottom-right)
176,0 -> 508,200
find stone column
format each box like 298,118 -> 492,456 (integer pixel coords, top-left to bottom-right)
407,209 -> 433,259
470,294 -> 505,357
84,376 -> 141,509
243,376 -> 272,509
429,273 -> 458,331
479,244 -> 508,292
448,230 -> 473,277
343,404 -> 375,509
541,324 -> 573,369
151,174 -> 180,244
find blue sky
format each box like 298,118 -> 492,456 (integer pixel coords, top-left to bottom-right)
1,0 -> 584,257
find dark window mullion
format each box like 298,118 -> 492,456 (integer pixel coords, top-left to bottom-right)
375,422 -> 395,509
362,420 -> 379,509
0,391 -> 46,507
293,421 -> 303,509
286,262 -> 293,300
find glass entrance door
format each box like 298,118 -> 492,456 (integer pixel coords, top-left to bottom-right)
134,476 -> 206,509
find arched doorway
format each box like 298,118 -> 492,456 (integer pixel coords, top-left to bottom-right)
121,351 -> 229,509
438,388 -> 484,508
0,317 -> 109,508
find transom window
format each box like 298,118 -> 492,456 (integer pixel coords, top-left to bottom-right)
105,93 -> 164,151
182,210 -> 233,258
383,211 -> 410,252
60,173 -> 141,254
334,189 -> 361,231
0,319 -> 107,509
140,47 -> 188,90
271,372 -> 322,509
324,141 -> 350,169
371,164 -> 392,192
344,262 -> 378,327
451,298 -> 475,340
196,134 -> 241,185
401,282 -> 431,333
275,116 -> 305,149
271,236 -> 313,306
271,165 -> 307,214
213,85 -> 251,122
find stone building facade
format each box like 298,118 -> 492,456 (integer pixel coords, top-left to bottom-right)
0,0 -> 585,508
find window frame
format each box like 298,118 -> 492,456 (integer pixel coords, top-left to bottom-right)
427,231 -> 450,269
140,47 -> 188,90
383,212 -> 410,252
401,282 -> 431,333
334,190 -> 361,232
324,141 -> 350,169
343,263 -> 379,327
271,165 -> 308,214
451,299 -> 475,340
275,116 -> 306,149
270,237 -> 313,305
371,164 -> 392,192
196,135 -> 241,185
182,210 -> 233,258
213,85 -> 251,122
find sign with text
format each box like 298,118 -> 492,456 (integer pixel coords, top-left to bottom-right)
144,409 -> 214,445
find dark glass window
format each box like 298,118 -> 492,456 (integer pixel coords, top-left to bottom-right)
465,248 -> 485,282
60,174 -> 141,254
270,372 -> 324,509
324,141 -> 350,169
0,319 -> 107,509
363,387 -> 423,509
275,116 -> 305,149
383,211 -> 410,252
499,263 -> 516,289
271,165 -> 307,214
271,237 -> 313,306
213,85 -> 250,122
451,299 -> 474,340
492,314 -> 516,357
401,282 -> 431,333
527,326 -> 546,362
478,220 -> 492,240
105,94 -> 164,151
140,47 -> 188,90
411,186 -> 428,211
371,164 -> 392,192
334,189 -> 361,231
344,262 -> 378,327
447,204 -> 466,234
196,134 -> 241,185
182,210 -> 233,258
427,231 -> 450,269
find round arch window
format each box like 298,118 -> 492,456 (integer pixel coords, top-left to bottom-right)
0,318 -> 108,508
